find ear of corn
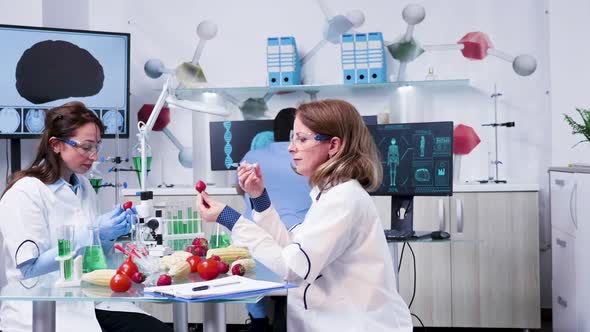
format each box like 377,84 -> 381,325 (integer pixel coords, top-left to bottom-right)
168,261 -> 191,279
206,246 -> 250,264
160,255 -> 185,270
81,269 -> 118,286
171,250 -> 193,260
230,258 -> 256,274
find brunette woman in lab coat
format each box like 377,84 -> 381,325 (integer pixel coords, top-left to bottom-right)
197,99 -> 412,332
0,102 -> 172,332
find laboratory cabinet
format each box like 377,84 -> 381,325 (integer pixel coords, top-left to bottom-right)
550,168 -> 590,332
395,187 -> 540,328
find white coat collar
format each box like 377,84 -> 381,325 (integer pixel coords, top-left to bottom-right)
47,174 -> 82,194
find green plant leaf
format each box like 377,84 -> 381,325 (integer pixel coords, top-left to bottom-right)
564,108 -> 590,147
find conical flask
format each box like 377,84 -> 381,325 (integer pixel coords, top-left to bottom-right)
82,227 -> 108,273
132,134 -> 152,187
88,162 -> 104,194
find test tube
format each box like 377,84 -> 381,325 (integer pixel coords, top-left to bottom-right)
57,225 -> 75,280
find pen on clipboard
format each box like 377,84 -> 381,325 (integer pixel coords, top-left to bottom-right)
192,280 -> 241,291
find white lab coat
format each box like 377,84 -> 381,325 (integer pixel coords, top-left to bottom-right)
0,175 -> 144,332
231,179 -> 413,332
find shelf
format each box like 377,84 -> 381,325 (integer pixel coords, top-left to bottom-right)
173,79 -> 470,100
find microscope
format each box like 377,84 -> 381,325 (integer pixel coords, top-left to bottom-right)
135,191 -> 172,257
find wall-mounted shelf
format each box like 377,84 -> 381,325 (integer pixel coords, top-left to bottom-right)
173,79 -> 470,101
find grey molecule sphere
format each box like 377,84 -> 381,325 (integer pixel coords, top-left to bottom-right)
144,59 -> 165,79
513,54 -> 537,76
402,4 -> 426,25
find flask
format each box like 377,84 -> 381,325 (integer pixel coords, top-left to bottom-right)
131,134 -> 152,187
87,162 -> 104,193
82,227 -> 108,273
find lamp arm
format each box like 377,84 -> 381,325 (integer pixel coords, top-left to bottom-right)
138,78 -> 171,191
144,78 -> 171,133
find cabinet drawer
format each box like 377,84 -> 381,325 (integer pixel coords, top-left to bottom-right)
550,172 -> 577,236
552,228 -> 577,332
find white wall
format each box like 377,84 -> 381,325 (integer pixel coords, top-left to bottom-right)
1,0 -> 555,308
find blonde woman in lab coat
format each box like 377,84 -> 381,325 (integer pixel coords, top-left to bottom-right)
197,99 -> 413,332
0,102 -> 172,332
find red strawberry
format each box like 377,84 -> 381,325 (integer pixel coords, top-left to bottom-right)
210,255 -> 221,262
218,261 -> 229,274
231,264 -> 245,276
192,238 -> 209,250
195,180 -> 207,193
157,274 -> 172,286
130,271 -> 146,284
122,201 -> 133,211
194,246 -> 207,257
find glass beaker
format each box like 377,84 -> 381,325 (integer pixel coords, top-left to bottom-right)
57,225 -> 75,280
209,230 -> 231,249
82,227 -> 108,273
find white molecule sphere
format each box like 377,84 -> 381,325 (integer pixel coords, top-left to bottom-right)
402,4 -> 425,25
179,147 -> 193,168
513,54 -> 537,76
345,10 -> 365,28
144,59 -> 165,79
197,20 -> 218,40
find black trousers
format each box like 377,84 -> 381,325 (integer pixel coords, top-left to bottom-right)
95,309 -> 173,332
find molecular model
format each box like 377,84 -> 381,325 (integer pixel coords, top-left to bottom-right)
387,4 -> 537,81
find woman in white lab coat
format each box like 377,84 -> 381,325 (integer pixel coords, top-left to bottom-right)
0,102 -> 172,332
197,100 -> 413,332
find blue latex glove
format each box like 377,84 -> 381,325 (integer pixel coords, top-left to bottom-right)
18,247 -> 59,279
96,207 -> 132,242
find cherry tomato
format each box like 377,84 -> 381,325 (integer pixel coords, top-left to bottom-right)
186,255 -> 202,273
110,273 -> 132,293
122,201 -> 133,211
197,258 -> 220,280
195,180 -> 207,193
117,256 -> 138,278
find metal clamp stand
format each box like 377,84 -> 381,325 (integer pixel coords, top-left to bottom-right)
480,84 -> 512,184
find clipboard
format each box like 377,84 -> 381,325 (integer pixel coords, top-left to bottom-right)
144,275 -> 296,302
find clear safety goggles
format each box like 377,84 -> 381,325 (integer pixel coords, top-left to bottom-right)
289,130 -> 331,150
58,138 -> 101,157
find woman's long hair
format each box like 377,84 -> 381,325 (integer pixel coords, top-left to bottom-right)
296,99 -> 382,192
3,101 -> 104,196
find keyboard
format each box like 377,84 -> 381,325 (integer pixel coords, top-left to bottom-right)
384,229 -> 415,241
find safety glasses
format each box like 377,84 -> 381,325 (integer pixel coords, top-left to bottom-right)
58,138 -> 101,157
289,130 -> 331,150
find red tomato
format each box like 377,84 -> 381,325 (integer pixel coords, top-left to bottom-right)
195,180 -> 207,193
197,258 -> 220,280
117,256 -> 138,278
186,255 -> 202,273
122,201 -> 133,211
110,273 -> 132,293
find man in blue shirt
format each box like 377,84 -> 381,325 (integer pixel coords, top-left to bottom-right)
238,108 -> 311,332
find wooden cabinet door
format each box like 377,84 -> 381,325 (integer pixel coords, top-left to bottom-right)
450,192 -> 540,328
396,196 -> 452,327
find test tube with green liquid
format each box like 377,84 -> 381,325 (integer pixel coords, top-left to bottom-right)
57,225 -> 75,280
193,211 -> 199,233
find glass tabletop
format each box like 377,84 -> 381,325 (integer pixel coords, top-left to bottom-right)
0,262 -> 280,303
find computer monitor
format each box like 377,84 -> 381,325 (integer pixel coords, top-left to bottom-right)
209,115 -> 378,171
0,24 -> 130,138
368,121 -> 453,237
